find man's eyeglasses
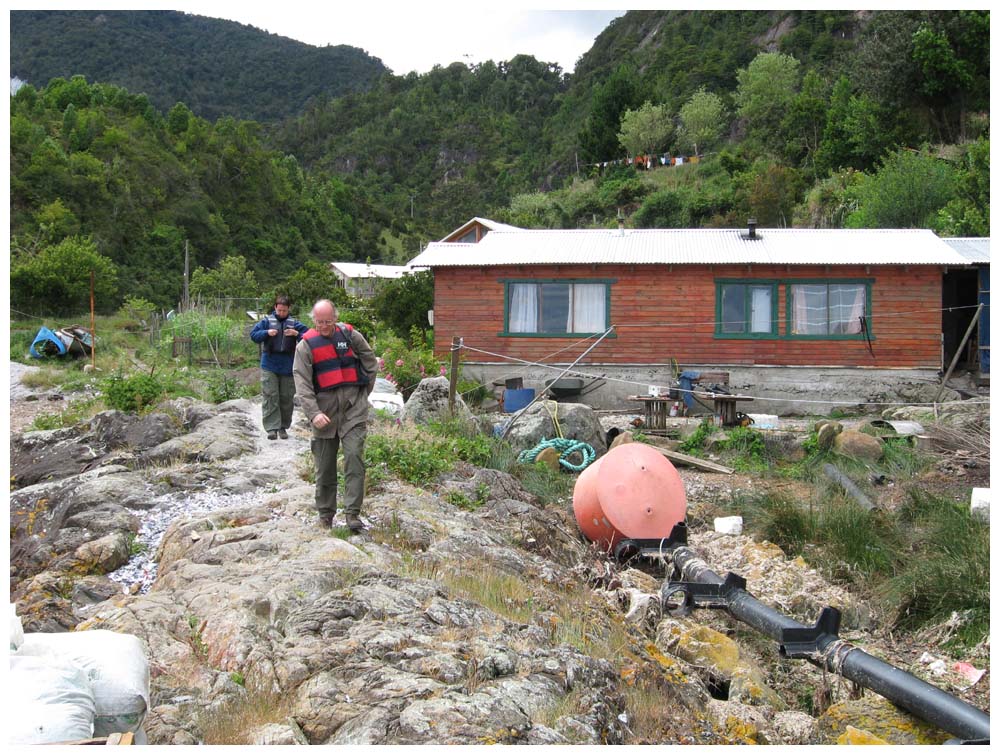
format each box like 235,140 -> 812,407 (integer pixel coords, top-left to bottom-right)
313,320 -> 335,325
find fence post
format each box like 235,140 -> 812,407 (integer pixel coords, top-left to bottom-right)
448,336 -> 461,414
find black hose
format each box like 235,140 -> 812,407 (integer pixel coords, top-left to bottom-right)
667,546 -> 990,741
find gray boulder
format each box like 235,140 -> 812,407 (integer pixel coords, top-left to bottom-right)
401,376 -> 473,425
503,402 -> 607,456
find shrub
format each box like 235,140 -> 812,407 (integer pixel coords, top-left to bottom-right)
377,332 -> 443,399
679,419 -> 714,455
103,372 -> 164,413
118,295 -> 157,323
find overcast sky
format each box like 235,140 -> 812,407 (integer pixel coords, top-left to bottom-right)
57,1 -> 627,75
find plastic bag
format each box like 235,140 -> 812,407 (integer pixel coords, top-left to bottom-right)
17,630 -> 149,736
9,655 -> 96,744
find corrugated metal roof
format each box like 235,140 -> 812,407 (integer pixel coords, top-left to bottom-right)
330,262 -> 412,279
409,228 -> 971,268
943,237 -> 990,264
439,216 -> 523,242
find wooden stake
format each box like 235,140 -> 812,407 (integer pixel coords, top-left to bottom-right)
90,270 -> 96,370
448,336 -> 461,414
934,302 -> 983,403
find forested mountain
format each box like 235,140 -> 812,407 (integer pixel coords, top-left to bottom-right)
9,9 -> 990,314
10,10 -> 388,122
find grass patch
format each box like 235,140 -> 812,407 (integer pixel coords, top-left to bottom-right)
514,461 -> 575,503
197,677 -> 294,745
727,487 -> 989,649
879,491 -> 990,649
18,368 -> 62,390
29,397 -> 105,431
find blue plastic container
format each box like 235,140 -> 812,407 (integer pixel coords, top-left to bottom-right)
503,388 -> 536,413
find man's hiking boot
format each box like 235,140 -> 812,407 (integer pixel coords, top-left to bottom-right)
317,514 -> 333,529
278,429 -> 289,439
346,514 -> 365,533
267,430 -> 278,440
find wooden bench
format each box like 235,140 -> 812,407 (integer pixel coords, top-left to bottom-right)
685,371 -> 754,426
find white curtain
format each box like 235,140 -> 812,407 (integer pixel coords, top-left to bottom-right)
509,284 -> 538,332
830,284 -> 865,334
750,286 -> 772,333
792,284 -> 828,334
570,284 -> 606,332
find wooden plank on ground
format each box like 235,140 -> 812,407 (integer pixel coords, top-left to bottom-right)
649,446 -> 734,474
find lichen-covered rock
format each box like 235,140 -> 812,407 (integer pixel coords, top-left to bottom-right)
656,617 -> 783,708
833,429 -> 883,462
72,531 -> 131,573
816,696 -> 950,745
816,421 -> 842,450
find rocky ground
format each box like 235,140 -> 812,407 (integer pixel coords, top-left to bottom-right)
8,367 -> 990,745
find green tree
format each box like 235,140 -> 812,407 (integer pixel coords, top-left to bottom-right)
734,52 -> 801,149
678,87 -> 726,156
273,260 -> 349,316
933,137 -> 989,237
617,101 -> 674,157
578,65 -> 641,162
632,189 -> 690,228
846,148 -> 958,228
190,255 -> 260,301
11,236 -> 118,314
780,70 -> 828,174
371,270 -> 434,340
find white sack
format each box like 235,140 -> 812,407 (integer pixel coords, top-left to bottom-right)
17,629 -> 150,736
8,654 -> 96,744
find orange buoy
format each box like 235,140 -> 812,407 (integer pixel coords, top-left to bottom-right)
571,456 -> 624,550
594,443 -> 686,540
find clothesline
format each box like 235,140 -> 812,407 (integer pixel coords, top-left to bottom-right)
590,152 -> 707,170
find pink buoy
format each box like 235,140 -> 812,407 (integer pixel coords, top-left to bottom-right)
571,456 -> 624,550
594,443 -> 687,539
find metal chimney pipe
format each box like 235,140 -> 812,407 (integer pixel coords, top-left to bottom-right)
617,208 -> 625,236
747,217 -> 757,239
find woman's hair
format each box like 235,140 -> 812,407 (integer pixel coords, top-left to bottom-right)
274,295 -> 291,307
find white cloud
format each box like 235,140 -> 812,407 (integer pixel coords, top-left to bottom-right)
168,3 -> 623,74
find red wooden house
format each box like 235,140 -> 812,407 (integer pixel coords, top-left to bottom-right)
408,220 -> 986,414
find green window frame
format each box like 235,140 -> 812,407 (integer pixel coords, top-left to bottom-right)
499,278 -> 615,337
785,279 -> 873,340
714,280 -> 779,338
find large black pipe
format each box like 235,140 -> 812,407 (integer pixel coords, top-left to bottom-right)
667,545 -> 990,741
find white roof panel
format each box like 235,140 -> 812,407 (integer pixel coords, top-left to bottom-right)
409,228 -> 970,268
943,237 -> 990,264
330,262 -> 412,279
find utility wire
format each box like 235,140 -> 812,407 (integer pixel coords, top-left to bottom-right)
456,342 -> 988,408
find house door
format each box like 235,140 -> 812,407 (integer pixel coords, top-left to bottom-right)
941,268 -> 980,371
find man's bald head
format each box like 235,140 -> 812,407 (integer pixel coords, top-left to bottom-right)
311,299 -> 337,337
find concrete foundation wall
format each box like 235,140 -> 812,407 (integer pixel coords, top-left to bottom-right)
464,363 -> 945,416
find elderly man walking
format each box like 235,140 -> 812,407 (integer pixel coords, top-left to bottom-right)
293,299 -> 378,532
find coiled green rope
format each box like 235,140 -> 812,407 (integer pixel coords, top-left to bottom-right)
518,437 -> 596,472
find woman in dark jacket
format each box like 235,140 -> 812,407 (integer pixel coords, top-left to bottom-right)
249,295 -> 308,439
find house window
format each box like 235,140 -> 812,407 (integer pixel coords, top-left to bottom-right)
504,280 -> 610,335
789,282 -> 868,336
715,281 -> 777,337
456,228 -> 478,243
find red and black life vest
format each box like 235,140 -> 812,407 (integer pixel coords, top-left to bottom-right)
302,323 -> 368,392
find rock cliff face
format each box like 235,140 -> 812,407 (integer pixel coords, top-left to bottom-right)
9,392 -> 971,744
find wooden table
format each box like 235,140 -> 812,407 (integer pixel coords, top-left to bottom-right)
627,395 -> 675,430
695,392 -> 754,426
